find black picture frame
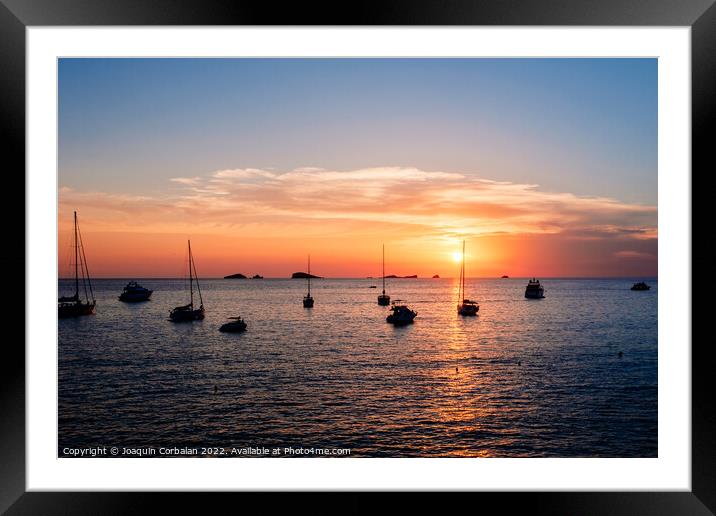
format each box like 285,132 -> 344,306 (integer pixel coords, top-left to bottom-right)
2,1 -> 711,513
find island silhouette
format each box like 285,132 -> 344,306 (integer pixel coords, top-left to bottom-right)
292,272 -> 321,279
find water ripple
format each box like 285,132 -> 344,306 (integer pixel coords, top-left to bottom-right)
59,277 -> 657,457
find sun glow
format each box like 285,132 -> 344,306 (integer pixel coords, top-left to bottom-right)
57,164 -> 659,278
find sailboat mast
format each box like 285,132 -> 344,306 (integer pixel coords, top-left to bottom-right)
188,240 -> 194,307
382,244 -> 385,295
307,255 -> 311,296
74,211 -> 79,298
462,240 -> 466,302
191,243 -> 203,306
77,216 -> 95,303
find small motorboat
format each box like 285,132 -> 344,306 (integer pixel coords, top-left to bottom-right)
631,281 -> 651,291
119,281 -> 153,302
525,278 -> 545,299
386,300 -> 417,325
219,316 -> 247,333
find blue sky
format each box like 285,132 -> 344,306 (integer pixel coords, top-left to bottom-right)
59,58 -> 657,204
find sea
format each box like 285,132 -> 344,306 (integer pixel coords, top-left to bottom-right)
58,277 -> 657,458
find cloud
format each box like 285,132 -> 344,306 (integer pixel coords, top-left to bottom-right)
211,168 -> 279,180
59,166 -> 657,243
169,176 -> 202,186
614,250 -> 656,259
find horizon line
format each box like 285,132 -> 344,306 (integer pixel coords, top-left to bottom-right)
59,275 -> 659,280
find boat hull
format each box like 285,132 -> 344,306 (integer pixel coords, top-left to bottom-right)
303,296 -> 314,308
219,322 -> 247,333
457,304 -> 479,316
525,291 -> 545,299
377,295 -> 390,306
119,291 -> 153,302
386,314 -> 416,325
169,308 -> 205,322
386,308 -> 417,325
58,301 -> 96,318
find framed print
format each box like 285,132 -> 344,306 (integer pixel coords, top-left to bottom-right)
2,0 -> 712,513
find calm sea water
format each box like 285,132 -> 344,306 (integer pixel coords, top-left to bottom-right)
58,277 -> 657,457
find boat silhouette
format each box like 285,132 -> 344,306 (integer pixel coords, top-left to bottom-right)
457,241 -> 479,316
378,244 -> 390,306
58,211 -> 96,318
525,278 -> 545,299
631,281 -> 651,291
119,281 -> 153,302
303,254 -> 314,308
169,240 -> 205,322
386,300 -> 417,325
219,316 -> 247,333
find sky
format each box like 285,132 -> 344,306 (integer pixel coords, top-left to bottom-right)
58,58 -> 657,278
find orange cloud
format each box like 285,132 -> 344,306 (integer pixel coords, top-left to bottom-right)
613,250 -> 656,259
58,167 -> 657,277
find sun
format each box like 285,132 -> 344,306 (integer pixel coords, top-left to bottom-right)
452,251 -> 462,263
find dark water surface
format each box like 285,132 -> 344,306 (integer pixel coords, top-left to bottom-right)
58,278 -> 657,457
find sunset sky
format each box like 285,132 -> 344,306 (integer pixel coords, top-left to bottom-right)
58,58 -> 657,278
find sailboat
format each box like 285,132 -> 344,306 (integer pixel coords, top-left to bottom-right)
457,240 -> 479,316
58,211 -> 96,318
169,240 -> 205,322
303,254 -> 314,308
377,244 -> 390,306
